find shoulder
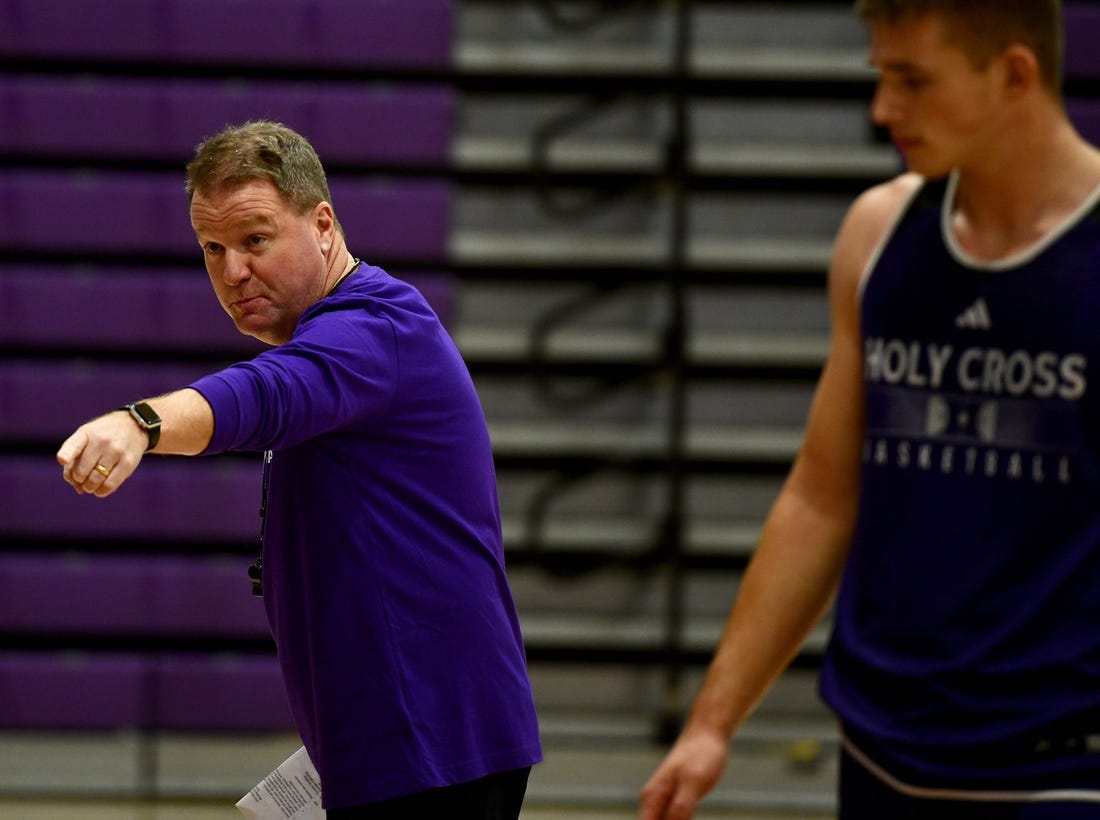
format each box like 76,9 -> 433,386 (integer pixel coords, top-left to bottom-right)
317,267 -> 435,320
830,173 -> 925,293
838,173 -> 923,254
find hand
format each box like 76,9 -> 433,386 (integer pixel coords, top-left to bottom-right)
56,410 -> 147,498
638,726 -> 730,820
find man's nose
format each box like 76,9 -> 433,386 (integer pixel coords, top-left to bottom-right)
870,80 -> 898,127
223,249 -> 251,285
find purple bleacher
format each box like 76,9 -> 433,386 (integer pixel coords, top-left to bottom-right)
0,77 -> 455,166
1068,99 -> 1100,146
0,267 -> 261,354
0,456 -> 262,542
0,171 -> 450,262
150,555 -> 270,638
1065,3 -> 1100,81
0,360 -> 223,440
338,178 -> 452,262
0,0 -> 456,740
0,651 -> 148,729
0,553 -> 269,638
405,271 -> 456,330
0,552 -> 281,731
0,266 -> 453,355
0,553 -> 152,636
0,550 -> 281,731
0,651 -> 293,731
0,0 -> 453,69
0,171 -> 196,254
155,653 -> 293,731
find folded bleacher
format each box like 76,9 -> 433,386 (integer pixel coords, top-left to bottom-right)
0,0 -> 454,69
0,0 -> 457,746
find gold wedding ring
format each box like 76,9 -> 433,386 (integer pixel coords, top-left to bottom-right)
94,464 -> 111,478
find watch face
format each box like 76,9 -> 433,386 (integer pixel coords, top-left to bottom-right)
131,402 -> 161,426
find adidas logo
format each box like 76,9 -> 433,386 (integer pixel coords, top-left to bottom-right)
955,297 -> 992,331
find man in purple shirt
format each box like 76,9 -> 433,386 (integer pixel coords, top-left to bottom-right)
56,121 -> 542,817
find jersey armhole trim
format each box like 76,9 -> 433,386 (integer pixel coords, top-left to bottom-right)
856,178 -> 926,310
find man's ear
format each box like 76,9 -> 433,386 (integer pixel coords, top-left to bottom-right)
1001,43 -> 1040,96
314,201 -> 337,253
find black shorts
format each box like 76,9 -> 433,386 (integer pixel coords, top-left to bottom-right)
326,766 -> 532,820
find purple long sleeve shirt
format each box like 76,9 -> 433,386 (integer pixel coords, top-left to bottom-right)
190,263 -> 541,808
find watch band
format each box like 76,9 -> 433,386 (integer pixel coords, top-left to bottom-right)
121,402 -> 162,452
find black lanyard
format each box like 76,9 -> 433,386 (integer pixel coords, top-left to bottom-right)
248,449 -> 273,596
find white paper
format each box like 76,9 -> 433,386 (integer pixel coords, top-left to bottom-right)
237,745 -> 326,819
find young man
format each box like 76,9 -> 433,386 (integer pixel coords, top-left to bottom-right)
640,1 -> 1100,817
57,121 -> 542,817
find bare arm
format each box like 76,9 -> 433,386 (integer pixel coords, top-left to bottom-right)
638,174 -> 922,820
56,387 -> 214,498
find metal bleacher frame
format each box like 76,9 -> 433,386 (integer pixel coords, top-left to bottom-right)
452,0 -> 878,731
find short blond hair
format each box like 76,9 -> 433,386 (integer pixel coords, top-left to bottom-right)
186,121 -> 341,233
855,0 -> 1063,94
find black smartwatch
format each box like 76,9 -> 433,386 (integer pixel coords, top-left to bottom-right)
121,401 -> 162,452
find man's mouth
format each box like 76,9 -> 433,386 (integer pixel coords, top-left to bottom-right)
233,295 -> 262,310
893,136 -> 920,154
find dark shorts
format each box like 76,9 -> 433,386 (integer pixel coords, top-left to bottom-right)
839,746 -> 1100,820
326,766 -> 532,820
